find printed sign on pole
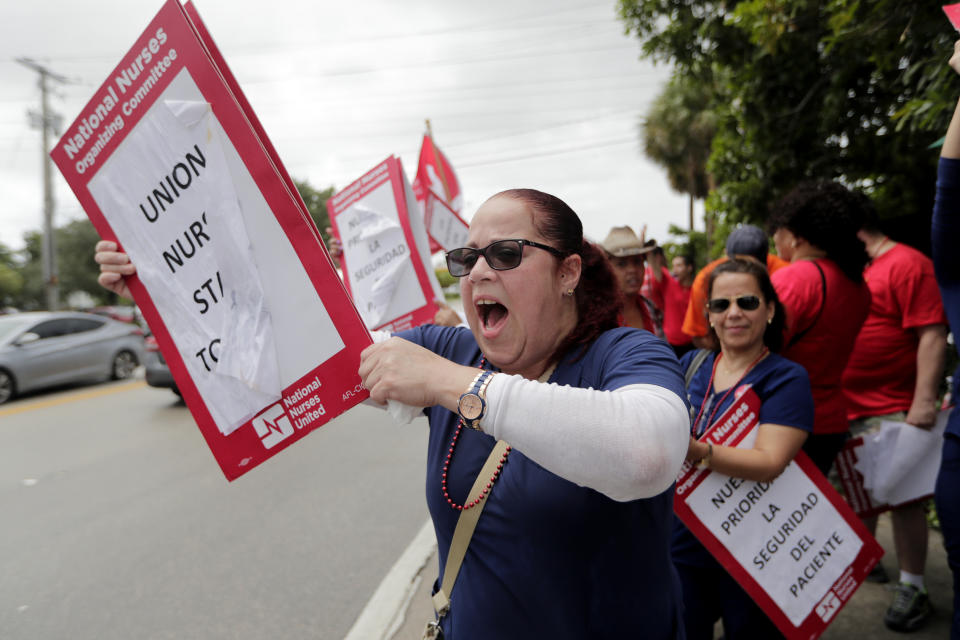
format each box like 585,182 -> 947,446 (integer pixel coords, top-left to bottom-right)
423,189 -> 470,252
328,156 -> 443,332
674,385 -> 883,639
50,0 -> 372,481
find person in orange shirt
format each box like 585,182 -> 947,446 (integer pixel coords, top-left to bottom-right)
681,225 -> 788,349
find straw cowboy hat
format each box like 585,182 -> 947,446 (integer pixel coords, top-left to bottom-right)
600,226 -> 657,257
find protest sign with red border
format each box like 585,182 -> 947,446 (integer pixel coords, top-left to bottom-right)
674,385 -> 883,639
422,188 -> 470,253
50,0 -> 371,481
328,156 -> 441,333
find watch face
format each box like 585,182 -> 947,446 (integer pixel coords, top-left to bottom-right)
459,394 -> 483,420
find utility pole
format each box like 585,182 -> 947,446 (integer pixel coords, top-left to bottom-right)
17,57 -> 67,311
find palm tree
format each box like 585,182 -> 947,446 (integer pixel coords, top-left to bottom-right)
642,74 -> 716,232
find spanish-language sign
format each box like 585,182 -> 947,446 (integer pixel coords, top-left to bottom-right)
674,385 -> 883,639
944,3 -> 960,31
834,409 -> 948,518
50,0 -> 371,480
328,156 -> 443,332
422,189 -> 470,252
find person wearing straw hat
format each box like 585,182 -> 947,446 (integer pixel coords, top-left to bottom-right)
600,225 -> 663,338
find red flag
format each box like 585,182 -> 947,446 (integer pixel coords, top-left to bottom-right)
945,3 -> 960,31
413,133 -> 463,252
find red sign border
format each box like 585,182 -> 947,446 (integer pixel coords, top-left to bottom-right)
674,387 -> 884,639
50,0 -> 372,480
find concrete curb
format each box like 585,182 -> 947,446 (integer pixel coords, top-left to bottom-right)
343,519 -> 437,640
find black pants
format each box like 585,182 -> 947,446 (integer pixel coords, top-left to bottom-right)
675,562 -> 783,639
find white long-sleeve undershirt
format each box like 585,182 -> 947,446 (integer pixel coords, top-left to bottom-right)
369,330 -> 689,502
482,374 -> 689,502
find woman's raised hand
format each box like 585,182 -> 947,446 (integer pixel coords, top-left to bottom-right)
324,227 -> 343,267
94,240 -> 135,300
358,337 -> 476,412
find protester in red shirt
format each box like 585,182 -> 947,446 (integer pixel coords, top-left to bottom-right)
841,217 -> 947,632
645,248 -> 694,357
600,226 -> 661,337
767,181 -> 871,476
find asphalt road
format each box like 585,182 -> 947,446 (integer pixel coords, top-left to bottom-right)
0,376 -> 429,640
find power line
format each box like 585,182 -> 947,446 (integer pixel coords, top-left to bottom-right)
19,3 -> 611,63
454,137 -> 638,168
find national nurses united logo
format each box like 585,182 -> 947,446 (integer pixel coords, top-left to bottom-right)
815,590 -> 842,622
252,404 -> 294,449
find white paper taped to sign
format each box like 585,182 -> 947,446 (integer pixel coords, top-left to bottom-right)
339,189 -> 427,328
88,69 -> 344,435
425,192 -> 469,252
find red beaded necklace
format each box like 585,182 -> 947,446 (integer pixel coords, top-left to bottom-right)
441,356 -> 512,511
440,356 -> 511,511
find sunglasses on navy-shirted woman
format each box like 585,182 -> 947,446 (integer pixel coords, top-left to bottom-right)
706,295 -> 762,313
445,239 -> 564,277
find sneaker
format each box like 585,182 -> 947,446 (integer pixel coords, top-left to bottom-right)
867,563 -> 890,584
884,582 -> 932,632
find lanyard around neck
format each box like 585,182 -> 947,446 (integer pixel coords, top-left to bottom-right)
691,348 -> 768,436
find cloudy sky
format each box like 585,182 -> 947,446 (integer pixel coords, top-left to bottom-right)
1,0 -> 702,253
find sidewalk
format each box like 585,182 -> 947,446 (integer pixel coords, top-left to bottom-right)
387,512 -> 952,639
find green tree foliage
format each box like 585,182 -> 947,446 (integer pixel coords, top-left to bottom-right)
618,1 -> 956,252
0,243 -> 24,307
56,219 -> 106,303
658,224 -> 708,270
294,179 -> 335,244
18,220 -> 107,309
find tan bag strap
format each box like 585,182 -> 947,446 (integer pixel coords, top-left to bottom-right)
431,439 -> 510,618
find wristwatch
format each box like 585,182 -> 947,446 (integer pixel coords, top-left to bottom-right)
457,370 -> 495,430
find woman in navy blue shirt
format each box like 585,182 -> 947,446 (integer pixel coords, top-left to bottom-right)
933,39 -> 960,640
96,188 -> 691,639
676,259 -> 814,639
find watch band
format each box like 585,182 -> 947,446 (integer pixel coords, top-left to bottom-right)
458,370 -> 495,429
472,371 -> 495,429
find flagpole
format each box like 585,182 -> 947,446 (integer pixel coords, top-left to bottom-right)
424,118 -> 452,205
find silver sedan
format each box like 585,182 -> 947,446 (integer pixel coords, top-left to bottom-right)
0,311 -> 145,404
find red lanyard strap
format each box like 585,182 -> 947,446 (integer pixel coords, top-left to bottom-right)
691,348 -> 768,436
